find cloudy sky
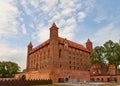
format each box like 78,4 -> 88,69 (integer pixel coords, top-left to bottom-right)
0,0 -> 120,71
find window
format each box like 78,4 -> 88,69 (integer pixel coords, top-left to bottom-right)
97,78 -> 99,80
48,50 -> 50,58
73,57 -> 75,60
73,62 -> 75,65
59,49 -> 61,58
73,66 -> 75,70
69,56 -> 71,59
69,66 -> 71,70
77,63 -> 79,65
34,59 -> 35,65
60,64 -> 62,68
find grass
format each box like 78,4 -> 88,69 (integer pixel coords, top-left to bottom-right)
32,83 -> 120,86
97,83 -> 120,86
32,84 -> 68,86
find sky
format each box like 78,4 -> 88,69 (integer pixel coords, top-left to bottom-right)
0,0 -> 120,71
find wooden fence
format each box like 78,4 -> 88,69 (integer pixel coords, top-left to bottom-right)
0,79 -> 52,86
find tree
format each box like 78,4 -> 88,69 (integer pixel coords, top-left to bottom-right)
104,40 -> 115,64
114,43 -> 120,66
91,46 -> 105,66
91,40 -> 120,74
104,40 -> 120,73
0,62 -> 7,77
0,61 -> 20,77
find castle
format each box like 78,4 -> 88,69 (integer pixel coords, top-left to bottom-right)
26,22 -> 92,83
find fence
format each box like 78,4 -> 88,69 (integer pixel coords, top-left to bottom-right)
0,79 -> 52,86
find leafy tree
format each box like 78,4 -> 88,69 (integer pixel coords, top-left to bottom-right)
0,62 -> 6,77
23,69 -> 26,72
104,40 -> 120,73
114,43 -> 120,66
91,46 -> 105,66
0,61 -> 20,77
104,40 -> 116,64
91,40 -> 120,74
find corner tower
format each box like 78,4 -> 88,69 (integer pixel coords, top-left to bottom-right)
27,42 -> 33,71
28,42 -> 33,53
49,22 -> 59,69
49,22 -> 59,40
86,38 -> 92,55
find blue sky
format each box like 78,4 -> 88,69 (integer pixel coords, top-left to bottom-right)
0,0 -> 120,71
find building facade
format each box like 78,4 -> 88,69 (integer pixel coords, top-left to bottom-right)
26,22 -> 92,83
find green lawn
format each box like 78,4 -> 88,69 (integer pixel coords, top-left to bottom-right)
32,83 -> 120,86
32,84 -> 68,86
97,83 -> 120,86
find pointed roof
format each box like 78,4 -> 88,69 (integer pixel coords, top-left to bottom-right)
86,38 -> 92,43
28,42 -> 33,47
50,22 -> 58,28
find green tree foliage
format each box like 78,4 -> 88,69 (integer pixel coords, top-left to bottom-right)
0,61 -> 20,77
104,40 -> 120,68
91,46 -> 105,66
104,40 -> 116,64
91,40 -> 120,74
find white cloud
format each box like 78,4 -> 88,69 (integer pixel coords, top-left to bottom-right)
94,15 -> 107,23
91,23 -> 120,46
59,17 -> 76,40
22,0 -> 95,43
0,43 -> 27,71
0,0 -> 27,71
83,0 -> 95,13
0,0 -> 20,36
29,0 -> 40,9
40,0 -> 58,13
52,12 -> 61,20
32,23 -> 49,43
78,12 -> 87,22
61,8 -> 73,16
21,24 -> 27,35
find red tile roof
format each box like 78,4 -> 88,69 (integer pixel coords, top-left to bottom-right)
87,38 -> 91,43
30,37 -> 89,53
50,22 -> 58,28
28,42 -> 33,47
31,39 -> 50,52
58,37 -> 89,52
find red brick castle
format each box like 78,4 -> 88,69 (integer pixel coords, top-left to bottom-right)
26,22 -> 92,83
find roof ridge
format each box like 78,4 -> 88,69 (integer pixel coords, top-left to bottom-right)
58,37 -> 89,52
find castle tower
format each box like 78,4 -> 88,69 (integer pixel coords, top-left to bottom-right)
49,22 -> 59,40
49,22 -> 59,68
28,42 -> 33,53
86,38 -> 92,55
27,42 -> 33,71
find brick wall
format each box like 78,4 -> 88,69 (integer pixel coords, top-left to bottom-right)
0,79 -> 52,86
